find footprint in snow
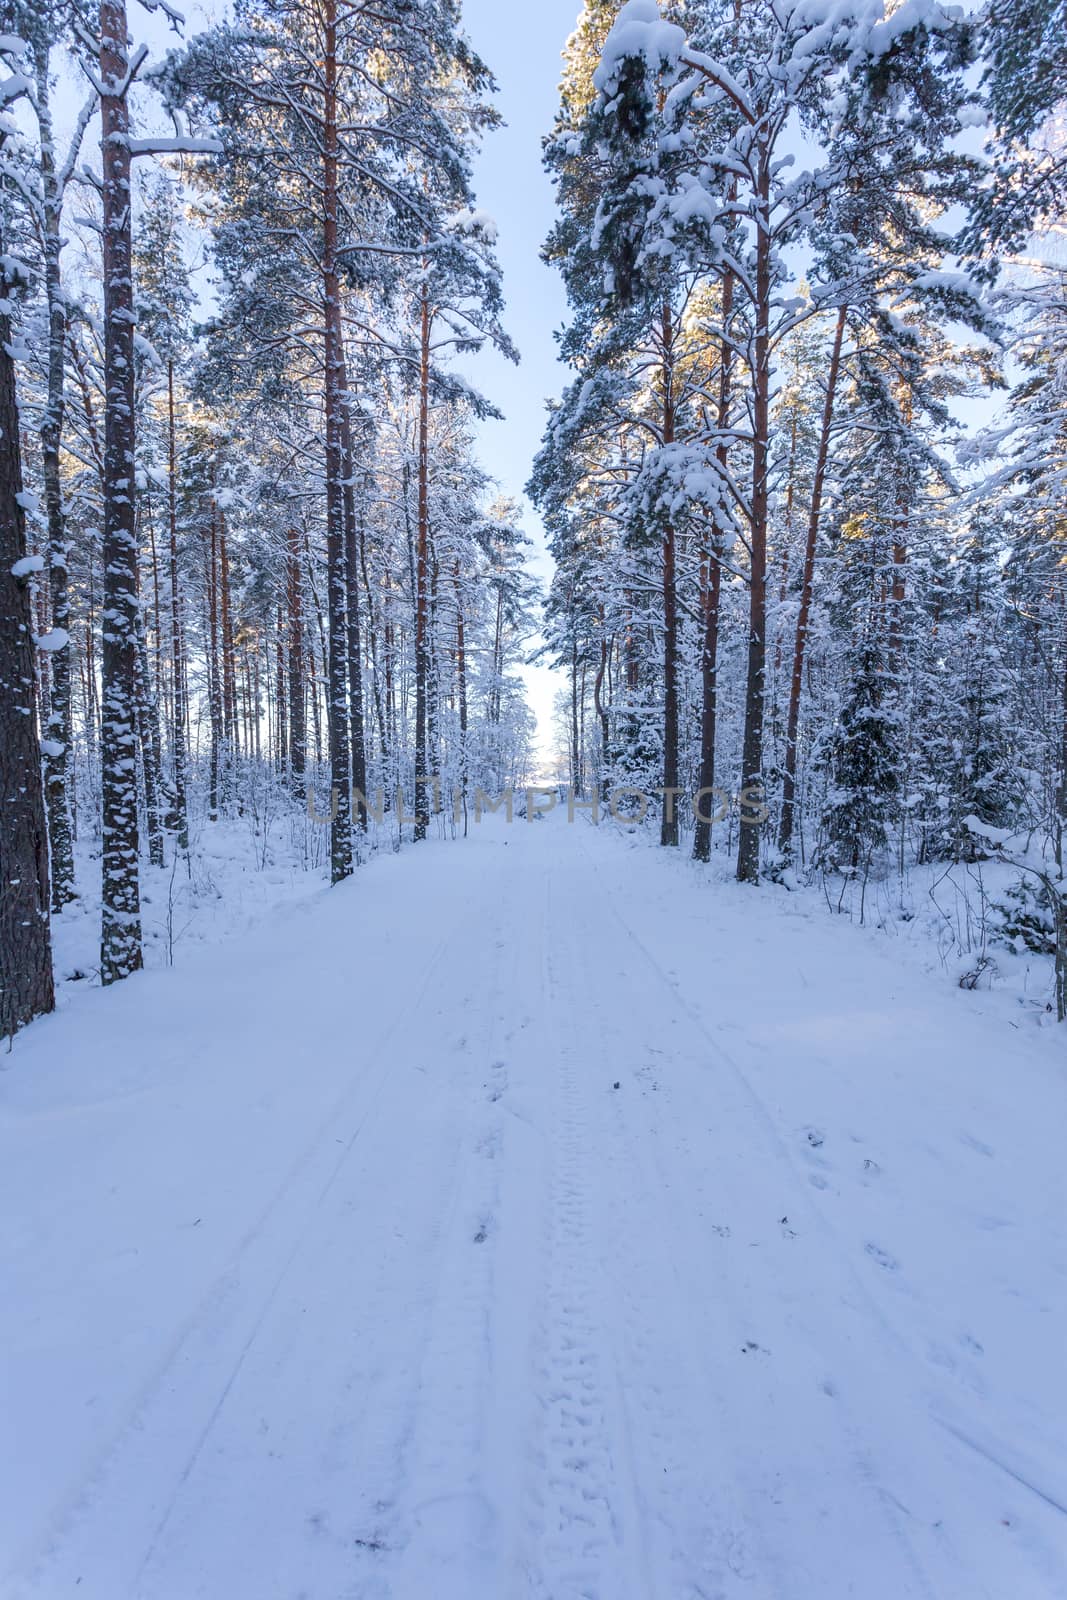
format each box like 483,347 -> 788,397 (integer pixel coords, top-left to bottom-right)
865,1242 -> 899,1272
802,1128 -> 829,1169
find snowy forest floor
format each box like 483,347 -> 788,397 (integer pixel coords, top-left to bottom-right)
3,814 -> 1067,1599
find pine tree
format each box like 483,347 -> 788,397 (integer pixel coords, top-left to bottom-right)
0,44 -> 54,1033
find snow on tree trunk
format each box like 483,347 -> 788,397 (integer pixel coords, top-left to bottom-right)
414,279 -> 432,843
286,525 -> 306,802
99,0 -> 143,985
0,221 -> 55,1036
35,54 -> 77,909
736,152 -> 772,887
166,361 -> 188,850
659,301 -> 680,850
779,304 -> 847,865
322,0 -> 352,882
341,406 -> 367,829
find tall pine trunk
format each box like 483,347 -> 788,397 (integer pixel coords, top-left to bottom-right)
454,558 -> 469,833
219,509 -> 238,765
322,0 -> 353,880
736,152 -> 771,885
693,264 -> 735,863
36,58 -> 77,908
287,525 -> 306,800
779,304 -> 847,862
166,360 -> 188,848
99,0 -> 143,983
206,504 -> 223,820
660,300 -> 680,847
135,587 -> 165,867
413,279 -> 432,841
0,213 -> 55,1035
341,408 -> 368,825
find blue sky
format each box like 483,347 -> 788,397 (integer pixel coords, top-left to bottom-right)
456,0 -> 583,762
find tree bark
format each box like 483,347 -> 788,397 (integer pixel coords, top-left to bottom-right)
322,0 -> 353,879
286,525 -> 306,799
99,0 -> 143,982
454,557 -> 469,833
693,264 -> 736,864
341,407 -> 368,825
206,502 -> 223,820
135,580 -> 165,867
35,54 -> 76,908
413,278 -> 432,841
660,299 -> 679,847
779,304 -> 847,862
736,152 -> 772,885
0,217 -> 55,1035
166,360 -> 188,847
219,507 -> 238,763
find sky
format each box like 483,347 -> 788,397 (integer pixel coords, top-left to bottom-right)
454,0 -> 584,766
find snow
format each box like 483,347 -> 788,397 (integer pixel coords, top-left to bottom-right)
10,554 -> 44,578
2,816 -> 1066,1597
450,208 -> 499,244
593,0 -> 686,97
33,628 -> 69,653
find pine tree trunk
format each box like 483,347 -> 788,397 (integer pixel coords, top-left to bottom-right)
736,153 -> 772,886
99,0 -> 143,983
166,362 -> 188,848
779,304 -> 846,863
286,525 -> 306,799
594,626 -> 610,801
660,300 -> 680,848
275,604 -> 287,771
206,504 -> 223,820
322,0 -> 353,880
454,558 -> 469,833
36,61 -> 77,909
135,590 -> 165,867
219,508 -> 238,764
0,222 -> 55,1036
570,635 -> 582,799
413,280 -> 432,841
361,526 -> 388,776
341,408 -> 368,825
692,310 -> 728,863
692,547 -> 723,863
428,541 -> 441,810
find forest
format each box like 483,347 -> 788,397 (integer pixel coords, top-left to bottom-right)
1,0 -> 539,1031
3,0 -> 1067,1039
2,4 -> 1067,1597
2,0 -> 1067,1028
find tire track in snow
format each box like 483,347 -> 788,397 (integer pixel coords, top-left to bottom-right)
12,879 -> 489,1600
571,825 -> 1041,1599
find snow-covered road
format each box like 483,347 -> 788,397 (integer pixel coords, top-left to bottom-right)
3,816 -> 1066,1598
